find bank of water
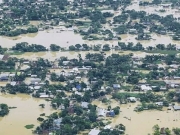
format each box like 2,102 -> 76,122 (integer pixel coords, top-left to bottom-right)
92,99 -> 180,135
0,93 -> 55,135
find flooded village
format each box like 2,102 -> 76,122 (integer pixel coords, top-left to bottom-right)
0,0 -> 180,135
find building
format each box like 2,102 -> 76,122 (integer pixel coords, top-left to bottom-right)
30,78 -> 41,85
97,108 -> 107,117
89,129 -> 100,135
155,102 -> 163,106
106,110 -> 115,117
113,84 -> 121,90
0,74 -> 9,81
53,118 -> 62,129
173,106 -> 180,111
127,97 -> 136,102
140,85 -> 152,91
81,102 -> 89,109
0,54 -> 9,61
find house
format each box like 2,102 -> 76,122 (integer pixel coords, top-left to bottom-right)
129,29 -> 137,34
23,61 -> 30,64
39,93 -> 49,98
173,106 -> 180,111
155,102 -> 163,106
31,75 -> 37,78
0,54 -> 9,61
140,85 -> 152,91
20,65 -> 30,71
76,84 -> 81,90
75,91 -> 83,96
106,110 -> 115,117
165,80 -> 180,88
34,86 -> 41,90
67,106 -> 74,114
53,118 -> 62,129
113,84 -> 121,90
104,125 -> 112,129
62,61 -> 70,66
175,90 -> 180,94
0,74 -> 9,81
173,76 -> 180,80
127,97 -> 136,102
81,102 -> 89,109
10,81 -> 17,86
88,129 -> 100,135
30,78 -> 41,85
75,76 -> 81,81
97,108 -> 107,117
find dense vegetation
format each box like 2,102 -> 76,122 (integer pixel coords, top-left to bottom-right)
0,104 -> 9,117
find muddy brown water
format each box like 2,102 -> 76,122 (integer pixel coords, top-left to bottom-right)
92,99 -> 180,135
0,93 -> 55,135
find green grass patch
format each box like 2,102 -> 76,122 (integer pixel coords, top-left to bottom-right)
0,69 -> 16,72
25,124 -> 34,129
145,50 -> 178,55
121,85 -> 133,91
115,92 -> 139,98
6,51 -> 24,55
147,80 -> 166,86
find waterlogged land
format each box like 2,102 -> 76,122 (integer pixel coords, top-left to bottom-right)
93,99 -> 180,135
0,94 -> 55,135
1,0 -> 180,135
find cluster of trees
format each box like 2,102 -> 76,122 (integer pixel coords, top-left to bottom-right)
0,46 -> 7,54
12,42 -> 47,52
34,104 -> 98,134
5,83 -> 30,94
50,44 -> 61,51
69,44 -> 90,51
118,42 -> 144,51
50,73 -> 66,82
112,92 -> 164,104
99,124 -> 125,135
153,125 -> 180,135
0,26 -> 38,37
0,58 -> 15,71
0,104 -> 9,117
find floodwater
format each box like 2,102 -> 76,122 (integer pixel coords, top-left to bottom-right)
128,0 -> 180,18
0,30 -> 180,49
0,30 -> 84,48
12,50 -> 120,60
92,99 -> 180,135
0,93 -> 55,135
